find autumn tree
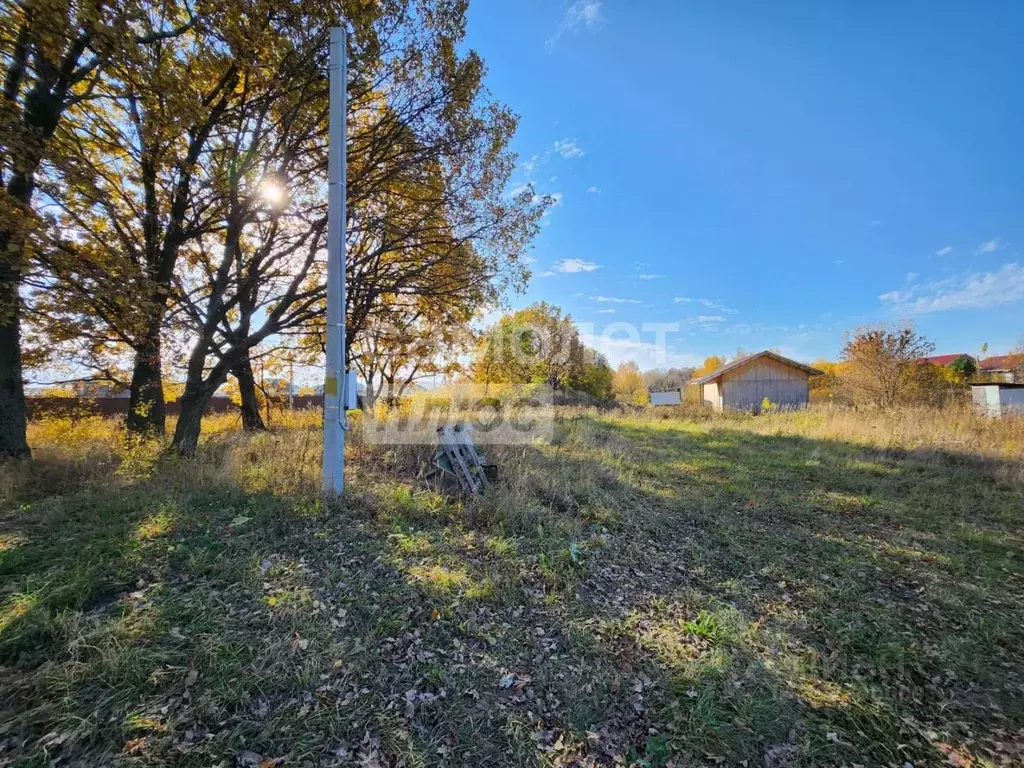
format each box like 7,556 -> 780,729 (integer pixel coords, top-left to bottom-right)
839,324 -> 935,407
297,19 -> 547,378
18,0 -> 540,455
0,0 -> 194,455
612,360 -> 648,405
468,302 -> 584,391
575,347 -> 614,400
166,1 -> 545,454
693,355 -> 725,379
352,297 -> 472,406
948,354 -> 977,382
808,358 -> 845,402
466,303 -> 613,399
168,2 -> 543,454
27,0 -> 270,436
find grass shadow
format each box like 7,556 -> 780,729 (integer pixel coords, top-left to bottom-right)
1,412 -> 1022,766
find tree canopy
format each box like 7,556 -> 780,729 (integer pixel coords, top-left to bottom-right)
468,302 -> 613,400
839,324 -> 935,407
6,0 -> 546,455
612,360 -> 648,405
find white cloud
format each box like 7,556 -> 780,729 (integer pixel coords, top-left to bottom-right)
570,1 -> 605,27
692,315 -> 726,325
521,154 -> 540,175
553,257 -> 598,273
905,271 -> 918,282
522,255 -> 537,264
673,297 -> 737,314
597,309 -> 616,314
549,192 -> 563,206
879,262 -> 1024,314
587,185 -> 600,193
537,270 -> 556,278
637,273 -> 662,280
975,237 -> 1006,255
588,295 -> 642,304
579,331 -> 701,370
833,259 -> 844,265
546,2 -> 606,49
508,183 -> 530,198
935,245 -> 953,257
870,219 -> 882,227
553,138 -> 584,159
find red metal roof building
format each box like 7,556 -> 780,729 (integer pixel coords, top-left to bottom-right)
979,354 -> 1024,372
921,353 -> 971,366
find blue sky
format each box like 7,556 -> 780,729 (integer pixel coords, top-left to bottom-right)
467,0 -> 1024,369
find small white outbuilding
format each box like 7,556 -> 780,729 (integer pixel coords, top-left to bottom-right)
692,350 -> 822,413
649,389 -> 682,406
970,382 -> 1024,418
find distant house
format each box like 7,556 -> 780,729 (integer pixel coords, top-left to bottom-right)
978,354 -> 1024,383
921,353 -> 971,367
692,351 -> 823,413
971,382 -> 1024,418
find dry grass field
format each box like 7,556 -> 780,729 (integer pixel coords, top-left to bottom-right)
1,405 -> 1022,766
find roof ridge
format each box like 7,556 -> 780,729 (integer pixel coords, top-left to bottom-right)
691,350 -> 823,385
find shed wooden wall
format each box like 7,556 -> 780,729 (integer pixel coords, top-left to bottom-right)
715,357 -> 810,411
701,381 -> 722,410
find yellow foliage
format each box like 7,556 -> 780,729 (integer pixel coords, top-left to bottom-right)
693,356 -> 726,379
612,361 -> 648,405
39,387 -> 75,397
809,358 -> 846,401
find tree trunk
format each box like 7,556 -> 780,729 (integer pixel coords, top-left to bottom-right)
172,364 -> 232,457
0,35 -> 85,459
0,159 -> 37,459
0,253 -> 30,459
126,331 -> 166,435
232,358 -> 265,431
172,387 -> 211,458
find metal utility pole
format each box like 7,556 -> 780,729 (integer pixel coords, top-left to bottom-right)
322,25 -> 347,497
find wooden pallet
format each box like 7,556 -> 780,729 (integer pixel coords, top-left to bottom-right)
424,424 -> 496,495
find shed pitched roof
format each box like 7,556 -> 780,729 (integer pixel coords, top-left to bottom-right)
970,381 -> 1024,389
692,351 -> 823,385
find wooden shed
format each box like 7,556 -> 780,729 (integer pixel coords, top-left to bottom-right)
692,351 -> 822,412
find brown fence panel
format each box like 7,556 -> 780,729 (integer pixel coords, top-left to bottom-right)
27,396 -> 326,420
